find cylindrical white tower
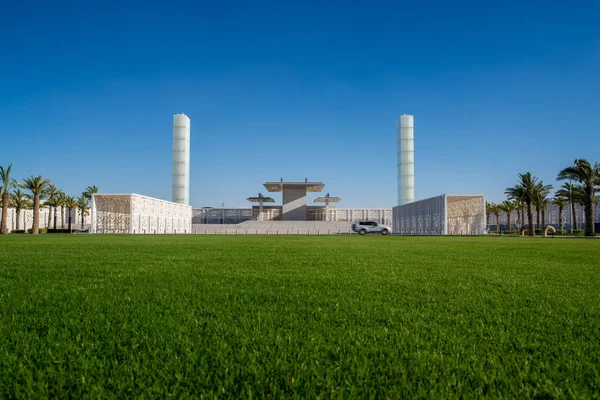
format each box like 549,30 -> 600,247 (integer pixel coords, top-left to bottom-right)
172,113 -> 190,205
397,114 -> 414,205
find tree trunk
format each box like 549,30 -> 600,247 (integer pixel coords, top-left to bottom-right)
53,207 -> 58,230
520,203 -> 525,230
527,200 -> 535,236
571,201 -> 577,231
536,208 -> 541,229
585,190 -> 595,237
558,206 -> 563,231
507,213 -> 511,232
542,210 -> 546,229
33,194 -> 40,234
61,206 -> 65,229
496,214 -> 500,233
47,206 -> 52,230
68,208 -> 72,232
15,208 -> 21,231
1,190 -> 9,234
81,211 -> 84,227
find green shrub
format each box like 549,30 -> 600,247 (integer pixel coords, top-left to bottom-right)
27,228 -> 48,234
11,230 -> 26,234
47,229 -> 72,234
502,230 -> 518,234
548,230 -> 567,236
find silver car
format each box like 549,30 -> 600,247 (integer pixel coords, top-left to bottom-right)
352,221 -> 392,235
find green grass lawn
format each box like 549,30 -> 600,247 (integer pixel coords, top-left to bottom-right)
0,235 -> 599,398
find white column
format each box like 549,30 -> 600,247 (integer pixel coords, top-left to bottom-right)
259,200 -> 264,221
398,114 -> 415,205
172,114 -> 190,205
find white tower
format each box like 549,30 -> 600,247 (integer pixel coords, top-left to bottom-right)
172,113 -> 190,205
397,114 -> 414,205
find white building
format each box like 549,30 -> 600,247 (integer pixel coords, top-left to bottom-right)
91,194 -> 192,234
393,194 -> 486,235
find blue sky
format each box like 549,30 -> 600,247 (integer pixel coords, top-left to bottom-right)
1,0 -> 598,208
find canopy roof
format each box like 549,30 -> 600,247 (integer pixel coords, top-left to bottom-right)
263,181 -> 325,192
247,196 -> 275,203
314,196 -> 341,203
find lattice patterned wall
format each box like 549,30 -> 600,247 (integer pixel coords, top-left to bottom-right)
446,197 -> 486,235
92,195 -> 131,234
91,194 -> 191,234
192,206 -> 392,224
393,195 -> 446,234
130,194 -> 192,234
393,195 -> 485,235
193,208 -> 254,224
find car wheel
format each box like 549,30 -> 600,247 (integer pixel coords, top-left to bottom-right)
359,229 -> 367,235
381,229 -> 389,235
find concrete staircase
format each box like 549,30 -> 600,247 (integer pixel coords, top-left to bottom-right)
191,221 -> 355,235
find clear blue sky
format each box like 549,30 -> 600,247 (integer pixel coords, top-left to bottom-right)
1,0 -> 598,208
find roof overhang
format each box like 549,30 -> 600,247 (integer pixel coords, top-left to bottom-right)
247,197 -> 275,203
314,197 -> 341,203
263,182 -> 325,192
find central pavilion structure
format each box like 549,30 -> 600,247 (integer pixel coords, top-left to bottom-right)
263,179 -> 325,221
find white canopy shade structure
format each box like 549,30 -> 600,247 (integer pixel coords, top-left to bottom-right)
313,193 -> 342,221
247,193 -> 276,221
313,193 -> 342,207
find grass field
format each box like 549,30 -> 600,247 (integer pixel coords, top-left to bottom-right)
1,235 -> 599,398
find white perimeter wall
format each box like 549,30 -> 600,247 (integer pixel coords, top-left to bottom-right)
91,194 -> 192,234
0,207 -> 91,232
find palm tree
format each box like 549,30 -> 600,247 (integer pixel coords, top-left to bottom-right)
552,196 -> 569,231
55,193 -> 66,229
557,159 -> 600,236
45,184 -> 63,229
533,196 -> 541,229
505,173 -> 551,236
20,176 -> 51,234
83,185 -> 99,200
0,163 -> 14,234
485,201 -> 493,229
505,185 -> 526,231
500,200 -> 518,232
10,189 -> 31,231
535,181 -> 552,229
488,203 -> 502,234
64,196 -> 77,232
517,199 -> 525,230
77,195 -> 90,229
555,182 -> 584,231
45,196 -> 61,230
